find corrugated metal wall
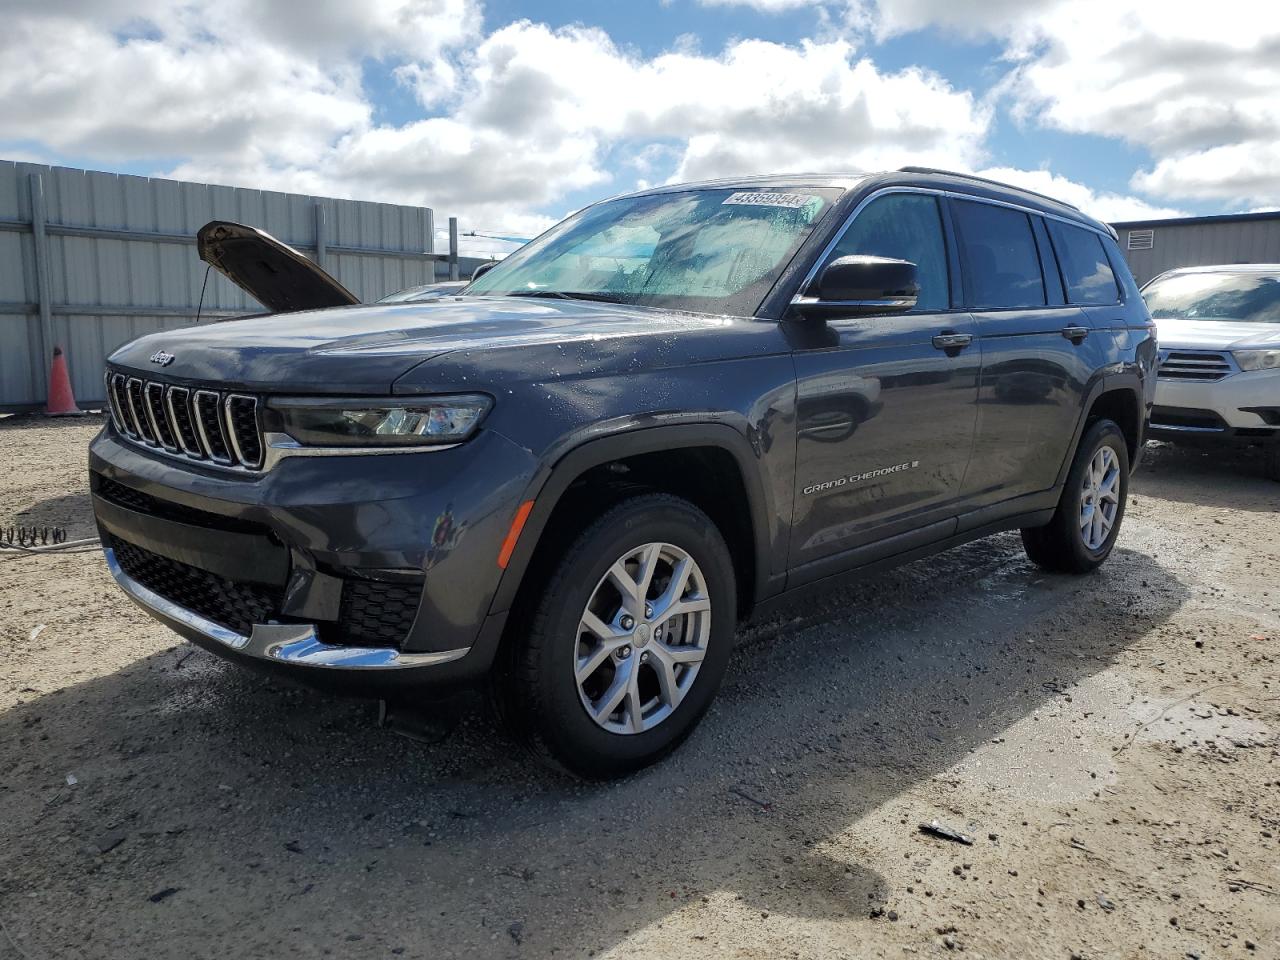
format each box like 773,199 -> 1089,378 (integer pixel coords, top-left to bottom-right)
0,161 -> 458,409
1114,217 -> 1280,286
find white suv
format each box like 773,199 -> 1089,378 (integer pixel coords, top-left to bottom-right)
1144,264 -> 1280,480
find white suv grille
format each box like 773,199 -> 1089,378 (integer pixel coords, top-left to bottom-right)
105,371 -> 264,470
1157,350 -> 1235,382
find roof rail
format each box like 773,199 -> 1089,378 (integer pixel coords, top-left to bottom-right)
897,166 -> 1082,212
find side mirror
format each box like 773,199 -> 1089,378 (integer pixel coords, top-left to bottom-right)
792,255 -> 919,320
470,260 -> 498,281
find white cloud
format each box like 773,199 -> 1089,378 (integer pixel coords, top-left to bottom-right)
975,167 -> 1187,223
442,22 -> 991,183
0,0 -> 477,169
852,0 -> 1280,208
0,0 -> 1234,234
153,19 -> 994,230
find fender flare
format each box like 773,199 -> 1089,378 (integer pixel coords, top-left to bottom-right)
1056,371 -> 1145,487
487,422 -> 778,616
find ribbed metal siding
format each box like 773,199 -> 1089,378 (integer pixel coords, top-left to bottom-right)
0,160 -> 441,409
1114,218 -> 1280,287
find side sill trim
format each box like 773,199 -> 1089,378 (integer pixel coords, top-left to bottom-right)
104,546 -> 468,670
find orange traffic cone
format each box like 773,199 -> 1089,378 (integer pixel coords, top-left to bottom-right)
45,346 -> 82,416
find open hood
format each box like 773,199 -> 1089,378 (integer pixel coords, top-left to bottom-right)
196,220 -> 360,314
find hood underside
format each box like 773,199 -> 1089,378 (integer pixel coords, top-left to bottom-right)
197,220 -> 360,314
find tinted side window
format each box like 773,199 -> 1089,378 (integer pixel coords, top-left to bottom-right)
1049,221 -> 1120,305
826,193 -> 950,311
952,200 -> 1046,309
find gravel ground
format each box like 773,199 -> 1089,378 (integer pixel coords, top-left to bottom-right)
1,413 -> 1277,960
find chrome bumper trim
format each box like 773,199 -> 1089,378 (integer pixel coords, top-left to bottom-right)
104,546 -> 468,670
1148,422 -> 1226,434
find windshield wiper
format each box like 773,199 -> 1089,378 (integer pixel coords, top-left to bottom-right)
504,290 -> 628,305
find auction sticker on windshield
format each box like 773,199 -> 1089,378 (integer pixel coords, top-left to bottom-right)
722,192 -> 815,209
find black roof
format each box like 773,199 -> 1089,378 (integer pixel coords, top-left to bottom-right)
1111,210 -> 1280,230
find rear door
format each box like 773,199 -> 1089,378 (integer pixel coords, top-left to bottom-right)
951,198 -> 1096,506
788,191 -> 980,577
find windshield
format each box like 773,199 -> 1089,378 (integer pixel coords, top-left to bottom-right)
1143,271 -> 1280,323
465,187 -> 842,316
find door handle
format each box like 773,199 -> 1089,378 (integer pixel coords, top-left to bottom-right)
932,332 -> 973,351
1061,325 -> 1089,343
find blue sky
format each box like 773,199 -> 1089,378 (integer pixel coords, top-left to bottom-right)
2,0 -> 1276,248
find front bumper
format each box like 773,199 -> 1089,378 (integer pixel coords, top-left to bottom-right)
1150,368 -> 1280,445
90,423 -> 537,694
105,545 -> 467,668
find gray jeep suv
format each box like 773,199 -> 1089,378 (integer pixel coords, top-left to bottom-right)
91,168 -> 1156,778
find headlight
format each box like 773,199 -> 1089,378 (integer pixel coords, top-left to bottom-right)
1233,349 -> 1280,372
265,395 -> 491,447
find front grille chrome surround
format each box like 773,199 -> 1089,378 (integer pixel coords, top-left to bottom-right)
224,394 -> 263,469
164,386 -> 204,457
125,377 -> 155,443
144,382 -> 179,452
1157,350 -> 1237,382
193,389 -> 234,464
106,371 -> 264,472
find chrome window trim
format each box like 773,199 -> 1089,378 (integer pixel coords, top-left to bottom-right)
143,381 -> 179,452
791,296 -> 918,310
223,394 -> 262,468
193,389 -> 234,464
796,185 -> 1114,299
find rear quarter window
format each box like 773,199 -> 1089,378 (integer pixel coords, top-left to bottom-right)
1049,221 -> 1120,305
952,199 -> 1047,309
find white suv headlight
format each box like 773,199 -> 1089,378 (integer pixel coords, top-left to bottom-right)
1233,349 -> 1280,372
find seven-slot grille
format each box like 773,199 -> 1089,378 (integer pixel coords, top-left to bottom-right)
1157,350 -> 1235,382
105,371 -> 264,469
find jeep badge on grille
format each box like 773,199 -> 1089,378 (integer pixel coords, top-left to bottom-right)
149,350 -> 175,366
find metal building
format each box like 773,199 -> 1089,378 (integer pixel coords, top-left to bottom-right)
1111,210 -> 1280,287
0,161 -> 469,411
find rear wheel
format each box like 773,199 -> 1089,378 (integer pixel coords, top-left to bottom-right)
497,493 -> 736,779
1264,444 -> 1280,482
1022,418 -> 1129,573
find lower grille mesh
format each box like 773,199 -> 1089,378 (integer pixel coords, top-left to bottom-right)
339,579 -> 423,648
110,536 -> 283,637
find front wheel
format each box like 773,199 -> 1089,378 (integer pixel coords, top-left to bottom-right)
496,493 -> 737,779
1021,418 -> 1130,573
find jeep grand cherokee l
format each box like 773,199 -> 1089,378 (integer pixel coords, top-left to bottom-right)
91,168 -> 1156,779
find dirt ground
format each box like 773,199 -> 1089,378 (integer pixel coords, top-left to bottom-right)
1,413 -> 1277,960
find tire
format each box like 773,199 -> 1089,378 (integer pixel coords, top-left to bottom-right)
1021,418 -> 1130,573
496,493 -> 737,779
1264,445 -> 1280,483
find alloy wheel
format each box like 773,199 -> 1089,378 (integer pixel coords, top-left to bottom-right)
1079,445 -> 1120,551
574,542 -> 712,735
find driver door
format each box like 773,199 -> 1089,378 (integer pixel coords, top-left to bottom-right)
788,191 -> 981,579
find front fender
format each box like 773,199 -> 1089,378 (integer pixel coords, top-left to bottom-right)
486,421 -> 780,617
